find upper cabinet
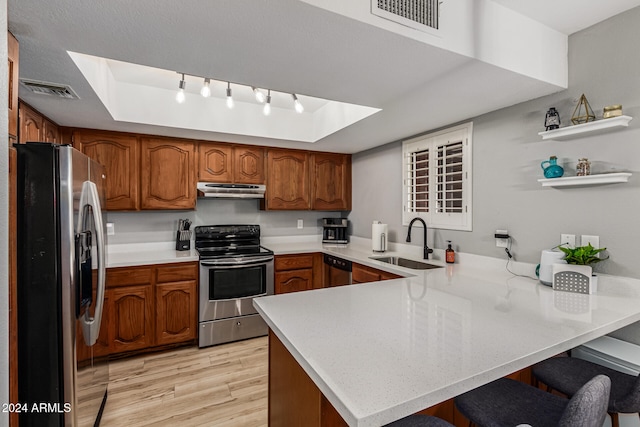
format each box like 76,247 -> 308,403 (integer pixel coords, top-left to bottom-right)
264,149 -> 351,211
8,31 -> 19,143
265,149 -> 310,210
234,146 -> 265,184
18,102 -> 60,144
311,152 -> 351,211
74,131 -> 140,210
140,137 -> 196,210
198,143 -> 265,184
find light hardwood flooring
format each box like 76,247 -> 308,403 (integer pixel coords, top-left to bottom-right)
100,337 -> 268,427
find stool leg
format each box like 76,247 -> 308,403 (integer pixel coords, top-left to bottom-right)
609,412 -> 619,427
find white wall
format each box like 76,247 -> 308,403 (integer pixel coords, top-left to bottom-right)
349,7 -> 640,342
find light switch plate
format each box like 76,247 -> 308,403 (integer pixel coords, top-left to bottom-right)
297,219 -> 303,229
561,234 -> 576,248
106,222 -> 115,236
581,235 -> 600,250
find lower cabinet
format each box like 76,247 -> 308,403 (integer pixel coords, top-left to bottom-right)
111,284 -> 155,353
352,263 -> 402,284
77,261 -> 198,360
274,253 -> 323,294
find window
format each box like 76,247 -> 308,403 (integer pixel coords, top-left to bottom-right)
402,122 -> 472,231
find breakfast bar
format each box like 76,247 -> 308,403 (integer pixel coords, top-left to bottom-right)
254,247 -> 640,426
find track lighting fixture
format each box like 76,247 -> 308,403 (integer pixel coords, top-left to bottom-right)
263,90 -> 272,116
252,86 -> 266,103
176,73 -> 186,104
173,73 -> 305,115
226,82 -> 234,109
200,78 -> 211,98
292,94 -> 304,113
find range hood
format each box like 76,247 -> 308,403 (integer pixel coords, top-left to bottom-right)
197,182 -> 266,199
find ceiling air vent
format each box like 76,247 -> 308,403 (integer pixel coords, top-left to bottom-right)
19,78 -> 80,99
372,0 -> 440,33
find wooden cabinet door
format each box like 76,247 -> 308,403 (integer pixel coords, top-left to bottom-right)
311,153 -> 351,211
110,285 -> 154,353
75,131 -> 140,210
275,269 -> 313,294
18,103 -> 43,143
199,143 -> 233,182
8,31 -> 19,143
156,281 -> 197,345
235,146 -> 265,184
140,138 -> 196,210
266,149 -> 310,210
42,118 -> 60,143
352,263 -> 401,284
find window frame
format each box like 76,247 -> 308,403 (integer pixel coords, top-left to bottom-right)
402,122 -> 473,231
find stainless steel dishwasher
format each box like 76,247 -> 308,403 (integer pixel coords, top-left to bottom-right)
323,254 -> 352,287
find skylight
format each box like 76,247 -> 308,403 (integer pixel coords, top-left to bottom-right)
68,51 -> 381,143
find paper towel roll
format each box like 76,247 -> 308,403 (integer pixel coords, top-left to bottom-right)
372,222 -> 388,252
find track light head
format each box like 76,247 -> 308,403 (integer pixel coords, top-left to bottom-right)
292,94 -> 304,113
226,82 -> 234,109
252,86 -> 266,103
263,90 -> 272,116
176,73 -> 186,104
200,78 -> 211,98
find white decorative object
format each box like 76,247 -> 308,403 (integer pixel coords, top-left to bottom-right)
552,264 -> 597,294
538,172 -> 632,188
538,115 -> 633,141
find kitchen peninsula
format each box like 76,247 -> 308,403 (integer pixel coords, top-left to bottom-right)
254,244 -> 640,426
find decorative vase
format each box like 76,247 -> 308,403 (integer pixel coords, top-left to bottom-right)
541,156 -> 564,178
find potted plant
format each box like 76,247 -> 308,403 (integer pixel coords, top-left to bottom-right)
552,243 -> 608,294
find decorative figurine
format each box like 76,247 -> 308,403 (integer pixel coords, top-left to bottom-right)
576,158 -> 591,176
571,94 -> 596,125
544,107 -> 561,131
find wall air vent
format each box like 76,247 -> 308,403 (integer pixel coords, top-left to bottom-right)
19,78 -> 80,99
372,0 -> 440,33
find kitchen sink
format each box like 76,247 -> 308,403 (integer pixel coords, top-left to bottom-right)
369,256 -> 442,270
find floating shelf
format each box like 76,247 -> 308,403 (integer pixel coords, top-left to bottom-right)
538,115 -> 633,141
538,172 -> 632,187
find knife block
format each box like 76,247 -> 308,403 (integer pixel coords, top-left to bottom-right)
175,230 -> 191,251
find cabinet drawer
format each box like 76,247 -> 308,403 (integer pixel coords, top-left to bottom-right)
275,254 -> 314,271
156,262 -> 198,283
107,267 -> 152,287
352,264 -> 381,284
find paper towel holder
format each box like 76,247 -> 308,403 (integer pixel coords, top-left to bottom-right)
372,221 -> 388,253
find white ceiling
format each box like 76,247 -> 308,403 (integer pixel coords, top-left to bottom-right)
9,0 -> 640,153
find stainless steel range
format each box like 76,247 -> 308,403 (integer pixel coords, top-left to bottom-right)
195,224 -> 274,348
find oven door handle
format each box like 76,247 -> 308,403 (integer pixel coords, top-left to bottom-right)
200,256 -> 274,268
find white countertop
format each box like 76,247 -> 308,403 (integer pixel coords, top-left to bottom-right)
107,242 -> 198,268
253,240 -> 640,427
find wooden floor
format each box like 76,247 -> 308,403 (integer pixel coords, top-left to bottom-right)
100,336 -> 268,427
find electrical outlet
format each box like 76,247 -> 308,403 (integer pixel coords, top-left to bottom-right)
297,219 -> 303,229
106,222 -> 115,236
495,229 -> 508,248
581,235 -> 600,249
560,234 -> 576,248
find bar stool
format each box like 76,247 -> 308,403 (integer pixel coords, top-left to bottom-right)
454,374 -> 610,427
386,414 -> 454,426
533,356 -> 640,427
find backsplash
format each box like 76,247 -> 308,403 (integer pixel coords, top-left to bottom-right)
105,198 -> 343,244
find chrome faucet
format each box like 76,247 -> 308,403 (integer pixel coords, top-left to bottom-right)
406,217 -> 433,259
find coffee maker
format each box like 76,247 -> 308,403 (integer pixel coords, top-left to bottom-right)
322,218 -> 348,244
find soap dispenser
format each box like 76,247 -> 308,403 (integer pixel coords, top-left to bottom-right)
446,240 -> 455,264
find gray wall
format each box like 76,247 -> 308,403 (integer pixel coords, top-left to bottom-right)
350,6 -> 640,343
106,199 -> 341,244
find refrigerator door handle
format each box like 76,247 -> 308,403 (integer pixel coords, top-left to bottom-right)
77,180 -> 106,346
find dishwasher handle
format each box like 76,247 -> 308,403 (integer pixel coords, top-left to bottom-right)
323,254 -> 352,272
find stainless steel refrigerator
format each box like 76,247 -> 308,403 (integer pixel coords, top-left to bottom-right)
16,143 -> 109,426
